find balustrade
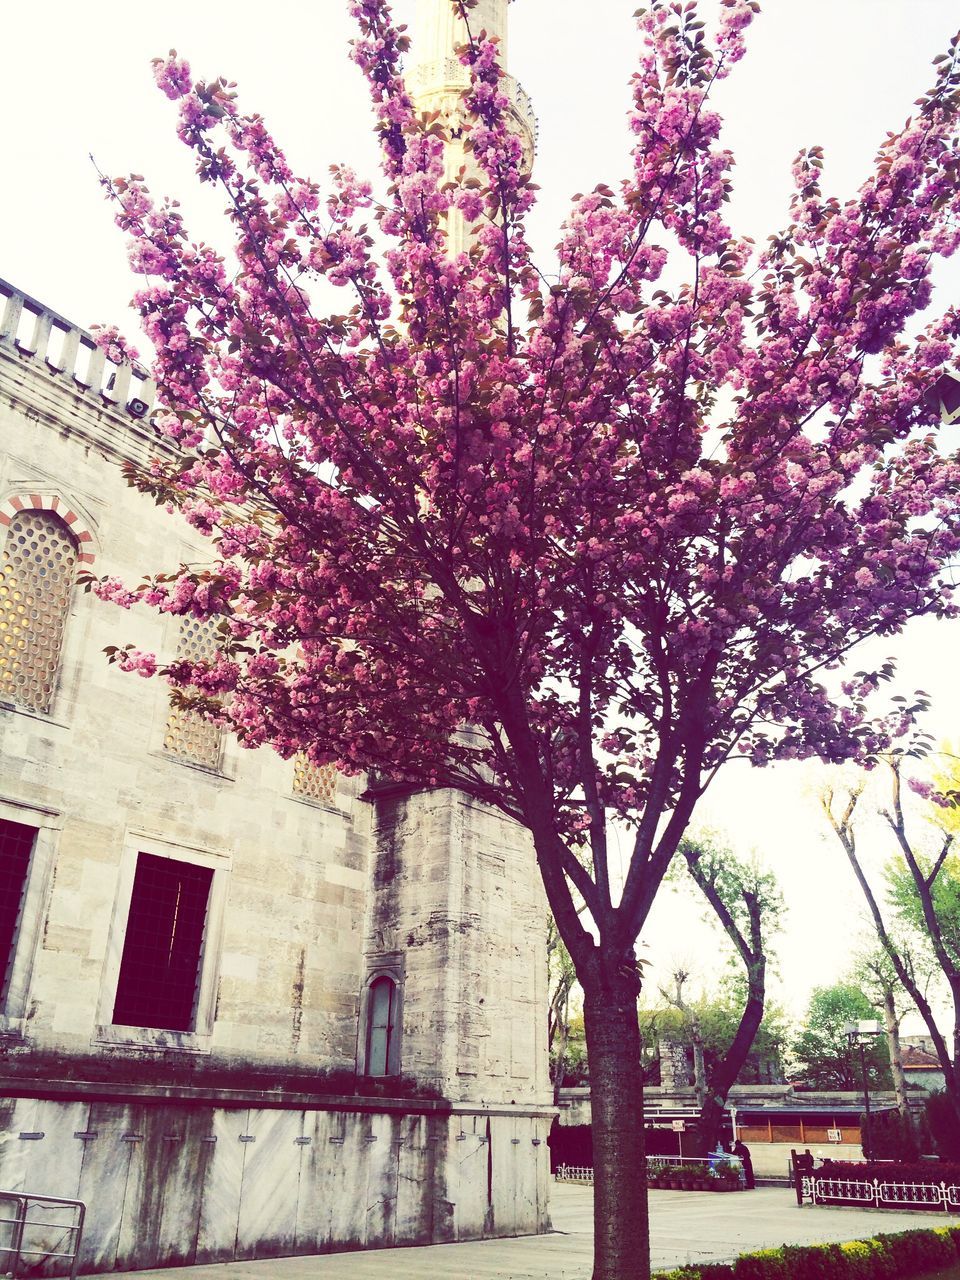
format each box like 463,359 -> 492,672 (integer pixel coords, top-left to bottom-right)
0,279 -> 155,420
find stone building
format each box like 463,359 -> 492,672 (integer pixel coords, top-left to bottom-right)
0,4 -> 551,1273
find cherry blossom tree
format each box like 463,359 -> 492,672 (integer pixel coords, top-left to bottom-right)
89,2 -> 960,1275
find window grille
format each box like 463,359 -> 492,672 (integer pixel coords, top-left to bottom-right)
292,755 -> 339,806
112,852 -> 213,1032
0,819 -> 35,1005
365,975 -> 399,1077
163,617 -> 223,769
0,511 -> 78,712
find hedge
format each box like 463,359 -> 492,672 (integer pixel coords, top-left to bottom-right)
817,1159 -> 960,1186
653,1225 -> 960,1280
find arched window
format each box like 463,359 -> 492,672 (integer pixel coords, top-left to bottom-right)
364,975 -> 399,1077
0,510 -> 79,713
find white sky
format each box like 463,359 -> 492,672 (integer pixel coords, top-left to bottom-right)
3,0 -> 960,1024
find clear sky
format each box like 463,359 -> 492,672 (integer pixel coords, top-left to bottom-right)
3,0 -> 959,1026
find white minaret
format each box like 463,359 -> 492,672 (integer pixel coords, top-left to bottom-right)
409,0 -> 536,255
412,0 -> 511,71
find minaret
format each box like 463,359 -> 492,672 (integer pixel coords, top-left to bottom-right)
412,0 -> 511,72
409,0 -> 536,255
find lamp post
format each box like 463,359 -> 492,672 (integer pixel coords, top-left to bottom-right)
844,1020 -> 883,1159
927,372 -> 960,425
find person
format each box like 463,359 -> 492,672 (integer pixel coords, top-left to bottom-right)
732,1139 -> 755,1189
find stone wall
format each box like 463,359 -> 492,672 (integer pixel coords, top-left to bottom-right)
0,319 -> 369,1070
748,1141 -> 863,1178
0,1089 -> 552,1274
368,789 -> 550,1106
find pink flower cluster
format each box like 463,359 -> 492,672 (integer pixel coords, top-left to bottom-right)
152,53 -> 192,101
95,1 -> 960,941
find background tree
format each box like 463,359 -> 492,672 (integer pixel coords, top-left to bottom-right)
641,980 -> 785,1088
560,1009 -> 590,1086
92,3 -> 960,1276
789,983 -> 891,1091
678,833 -> 784,1148
853,942 -> 932,1117
660,968 -> 708,1105
868,1107 -> 924,1161
548,919 -> 580,1100
824,756 -> 960,1127
925,1089 -> 960,1158
929,745 -> 960,835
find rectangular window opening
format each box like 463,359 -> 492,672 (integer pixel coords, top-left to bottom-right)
0,818 -> 35,1006
112,852 -> 213,1033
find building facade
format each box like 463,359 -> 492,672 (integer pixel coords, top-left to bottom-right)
0,271 -> 551,1271
0,8 -> 554,1269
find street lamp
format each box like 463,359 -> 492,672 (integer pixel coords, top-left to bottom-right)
844,1020 -> 883,1159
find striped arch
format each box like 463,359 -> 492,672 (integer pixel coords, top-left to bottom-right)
0,493 -> 97,565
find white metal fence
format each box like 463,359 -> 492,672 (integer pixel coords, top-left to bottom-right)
556,1155 -> 740,1185
801,1174 -> 960,1212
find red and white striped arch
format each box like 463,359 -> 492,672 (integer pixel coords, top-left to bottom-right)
0,493 -> 97,565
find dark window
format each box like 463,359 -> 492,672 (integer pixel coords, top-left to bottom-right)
0,818 -> 35,1002
113,853 -> 213,1032
365,975 -> 398,1076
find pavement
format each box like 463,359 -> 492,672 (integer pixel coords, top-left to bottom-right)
87,1184 -> 960,1280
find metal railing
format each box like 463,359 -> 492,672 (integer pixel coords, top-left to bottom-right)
647,1155 -> 718,1169
0,1190 -> 86,1279
556,1155 -> 741,1184
800,1173 -> 960,1212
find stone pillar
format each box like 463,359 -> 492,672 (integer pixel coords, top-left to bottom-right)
366,786 -> 550,1107
658,1039 -> 691,1092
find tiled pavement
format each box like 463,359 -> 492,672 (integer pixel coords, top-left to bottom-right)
93,1184 -> 960,1279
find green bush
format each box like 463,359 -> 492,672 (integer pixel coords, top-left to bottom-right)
876,1227 -> 957,1274
652,1227 -> 960,1280
776,1243 -> 844,1280
925,1089 -> 960,1160
732,1250 -> 789,1280
866,1108 -> 922,1161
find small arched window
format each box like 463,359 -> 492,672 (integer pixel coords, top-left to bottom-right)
365,975 -> 399,1077
0,510 -> 79,713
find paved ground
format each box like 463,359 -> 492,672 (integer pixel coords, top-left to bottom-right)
92,1185 -> 960,1280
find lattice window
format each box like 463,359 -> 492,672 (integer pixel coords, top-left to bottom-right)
113,852 -> 213,1032
0,818 -> 35,1005
0,511 -> 78,713
292,755 -> 339,807
163,618 -> 223,769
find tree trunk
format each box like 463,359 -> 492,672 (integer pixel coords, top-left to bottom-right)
583,975 -> 649,1280
882,988 -> 908,1116
691,1013 -> 706,1108
828,816 -> 960,1128
696,988 -> 764,1152
551,988 -> 571,1106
